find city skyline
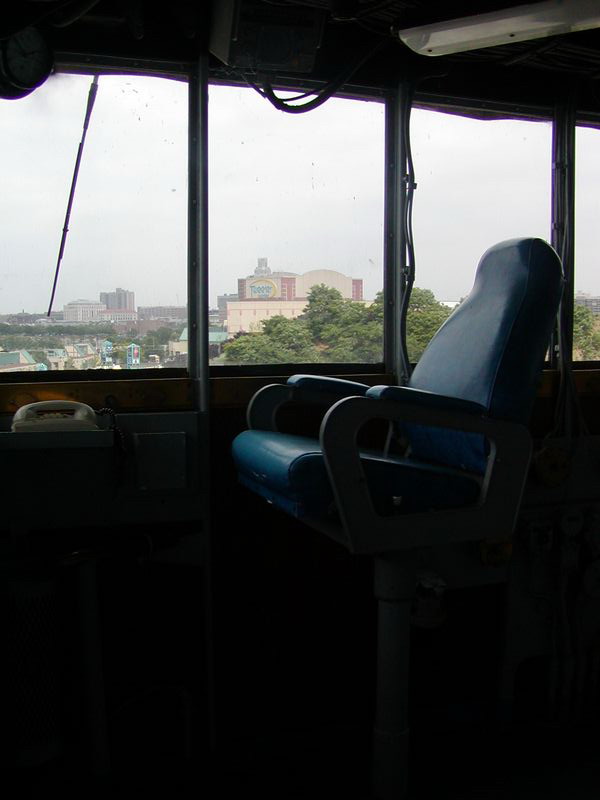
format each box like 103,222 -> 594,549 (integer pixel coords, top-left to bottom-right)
2,74 -> 600,317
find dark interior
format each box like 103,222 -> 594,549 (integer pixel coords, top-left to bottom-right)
2,2 -> 600,798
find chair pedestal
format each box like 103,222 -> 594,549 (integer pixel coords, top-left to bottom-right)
372,555 -> 417,800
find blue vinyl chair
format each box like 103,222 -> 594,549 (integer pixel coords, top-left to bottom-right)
232,238 -> 563,799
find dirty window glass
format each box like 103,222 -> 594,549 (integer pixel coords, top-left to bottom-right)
574,125 -> 600,361
408,108 -> 552,363
208,84 -> 385,366
0,72 -> 188,373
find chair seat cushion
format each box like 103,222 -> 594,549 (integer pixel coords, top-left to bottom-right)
232,430 -> 481,521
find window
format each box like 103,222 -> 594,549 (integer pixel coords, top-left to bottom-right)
0,72 -> 188,374
574,125 -> 600,361
208,84 -> 385,367
408,108 -> 552,363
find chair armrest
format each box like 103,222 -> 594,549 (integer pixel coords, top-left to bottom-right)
366,385 -> 486,416
247,375 -> 369,431
319,395 -> 531,554
288,374 -> 370,398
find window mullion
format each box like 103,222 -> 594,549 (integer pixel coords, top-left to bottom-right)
384,82 -> 413,383
551,96 -> 576,366
188,55 -> 209,411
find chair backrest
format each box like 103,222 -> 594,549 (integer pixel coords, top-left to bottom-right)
405,238 -> 563,473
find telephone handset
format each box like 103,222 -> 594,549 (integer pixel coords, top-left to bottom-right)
11,401 -> 99,432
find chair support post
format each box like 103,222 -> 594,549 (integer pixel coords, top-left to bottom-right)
372,554 -> 417,800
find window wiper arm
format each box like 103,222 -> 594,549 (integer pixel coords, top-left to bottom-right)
47,74 -> 99,317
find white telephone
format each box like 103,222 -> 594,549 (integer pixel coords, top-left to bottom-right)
11,401 -> 99,432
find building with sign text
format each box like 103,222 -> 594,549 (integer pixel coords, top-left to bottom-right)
227,258 -> 363,335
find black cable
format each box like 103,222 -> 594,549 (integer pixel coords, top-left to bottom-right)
49,0 -> 101,29
550,96 -> 588,440
242,73 -> 267,97
398,83 -> 416,382
262,81 -> 336,113
47,74 -> 99,317
259,38 -> 388,114
96,406 -> 127,453
275,88 -> 321,101
244,70 -> 328,102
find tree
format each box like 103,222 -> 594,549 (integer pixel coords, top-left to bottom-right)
223,315 -> 321,364
319,291 -> 384,362
405,288 -> 453,362
573,304 -> 600,360
152,326 -> 181,345
302,284 -> 347,341
30,350 -> 50,368
221,284 -> 452,366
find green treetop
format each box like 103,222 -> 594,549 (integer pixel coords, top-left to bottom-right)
222,283 -> 455,366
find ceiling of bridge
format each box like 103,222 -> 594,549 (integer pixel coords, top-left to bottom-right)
4,1 -> 600,112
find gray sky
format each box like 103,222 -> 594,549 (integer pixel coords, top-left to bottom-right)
208,85 -> 385,303
1,72 -> 599,314
1,73 -> 188,314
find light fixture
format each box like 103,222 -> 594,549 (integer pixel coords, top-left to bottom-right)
397,0 -> 600,57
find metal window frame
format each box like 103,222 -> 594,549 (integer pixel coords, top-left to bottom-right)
0,59 -> 584,393
205,76 -> 389,377
0,57 -> 199,390
401,90 -> 568,375
552,96 -> 577,366
189,55 -> 210,413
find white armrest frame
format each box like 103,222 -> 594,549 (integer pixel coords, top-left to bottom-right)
319,395 -> 532,554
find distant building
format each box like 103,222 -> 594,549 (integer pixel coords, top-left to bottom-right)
237,258 -> 363,303
126,343 -> 141,368
575,292 -> 600,314
100,340 -> 113,366
170,327 -> 228,360
138,305 -> 187,321
98,309 -> 138,323
100,287 -> 135,311
168,327 -> 188,358
63,300 -> 106,322
209,331 -> 229,360
217,293 -> 238,324
133,319 -> 179,336
227,258 -> 364,334
64,342 -> 97,369
0,350 -> 47,372
45,348 -> 69,370
1,313 -> 41,325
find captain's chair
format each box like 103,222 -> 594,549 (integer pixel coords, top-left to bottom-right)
232,238 -> 563,799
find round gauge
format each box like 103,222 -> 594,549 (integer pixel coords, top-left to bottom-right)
0,27 -> 53,98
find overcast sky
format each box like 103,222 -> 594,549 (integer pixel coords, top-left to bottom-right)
1,71 -> 599,314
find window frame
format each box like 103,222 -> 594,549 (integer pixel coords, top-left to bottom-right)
0,56 -> 196,389
1,53 -> 596,409
205,74 -> 390,377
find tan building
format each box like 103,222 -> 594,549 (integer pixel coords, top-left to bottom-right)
98,309 -> 138,323
63,299 -> 106,322
64,342 -> 98,369
226,300 -> 308,334
138,305 -> 187,321
168,328 -> 188,358
227,258 -> 364,335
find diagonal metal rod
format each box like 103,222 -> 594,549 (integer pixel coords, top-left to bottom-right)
47,74 -> 99,316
